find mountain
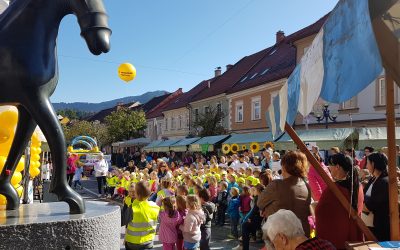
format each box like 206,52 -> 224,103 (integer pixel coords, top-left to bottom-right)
53,91 -> 168,112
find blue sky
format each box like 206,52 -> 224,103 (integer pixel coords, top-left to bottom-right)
52,0 -> 338,103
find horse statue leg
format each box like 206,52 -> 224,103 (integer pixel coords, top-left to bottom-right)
0,105 -> 36,210
27,96 -> 85,214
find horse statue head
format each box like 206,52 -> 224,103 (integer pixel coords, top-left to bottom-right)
70,0 -> 111,55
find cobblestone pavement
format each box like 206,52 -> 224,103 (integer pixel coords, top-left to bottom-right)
78,177 -> 265,250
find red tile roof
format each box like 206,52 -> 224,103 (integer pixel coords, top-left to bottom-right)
190,48 -> 271,102
146,89 -> 183,119
163,78 -> 214,111
226,14 -> 328,93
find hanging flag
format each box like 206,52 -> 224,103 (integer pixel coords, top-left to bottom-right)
266,0 -> 383,137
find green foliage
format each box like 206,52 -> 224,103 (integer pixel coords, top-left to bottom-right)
58,109 -> 94,120
62,120 -> 111,147
104,107 -> 147,142
192,105 -> 226,137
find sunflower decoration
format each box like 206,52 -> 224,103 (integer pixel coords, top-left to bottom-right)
250,142 -> 260,153
231,143 -> 239,154
264,141 -> 274,150
241,145 -> 247,150
221,144 -> 231,154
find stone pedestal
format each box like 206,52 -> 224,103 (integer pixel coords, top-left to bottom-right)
0,201 -> 120,250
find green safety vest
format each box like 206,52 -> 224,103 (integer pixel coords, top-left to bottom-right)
125,200 -> 160,245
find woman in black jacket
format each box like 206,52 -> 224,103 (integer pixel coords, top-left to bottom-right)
364,152 -> 390,241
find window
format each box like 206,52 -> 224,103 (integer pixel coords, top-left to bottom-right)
158,122 -> 162,135
250,73 -> 258,79
179,115 -> 182,129
204,106 -> 210,114
171,117 -> 175,129
252,97 -> 261,120
194,108 -> 199,123
217,103 -> 223,124
261,68 -> 270,75
235,101 -> 243,122
165,118 -> 168,130
240,76 -> 248,83
341,96 -> 357,109
378,78 -> 386,106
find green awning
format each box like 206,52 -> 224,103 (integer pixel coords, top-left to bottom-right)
119,138 -> 151,147
189,135 -> 230,152
276,128 -> 357,150
170,137 -> 201,152
153,139 -> 182,153
223,132 -> 274,148
358,127 -> 400,149
143,140 -> 164,152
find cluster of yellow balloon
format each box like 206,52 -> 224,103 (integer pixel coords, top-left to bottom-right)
0,110 -> 42,205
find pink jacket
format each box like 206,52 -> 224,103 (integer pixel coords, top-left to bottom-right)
67,156 -> 78,174
307,163 -> 332,201
179,209 -> 204,243
159,210 -> 183,244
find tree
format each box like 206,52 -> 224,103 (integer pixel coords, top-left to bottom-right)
62,120 -> 111,147
58,109 -> 94,120
192,105 -> 226,137
104,107 -> 147,142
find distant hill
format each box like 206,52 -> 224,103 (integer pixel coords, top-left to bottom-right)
53,91 -> 168,112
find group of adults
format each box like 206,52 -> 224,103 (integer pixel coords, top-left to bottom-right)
258,149 -> 390,249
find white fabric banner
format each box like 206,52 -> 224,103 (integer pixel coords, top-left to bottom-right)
0,0 -> 8,14
298,29 -> 325,116
278,81 -> 288,132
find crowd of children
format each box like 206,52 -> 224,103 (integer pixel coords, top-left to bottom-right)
110,150 -> 274,250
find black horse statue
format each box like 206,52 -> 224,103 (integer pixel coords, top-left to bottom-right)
0,0 -> 111,214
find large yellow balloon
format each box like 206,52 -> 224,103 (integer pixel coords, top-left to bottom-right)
118,63 -> 136,82
29,167 -> 40,177
0,156 -> 5,172
0,127 -> 10,144
0,141 -> 11,156
0,195 -> 6,205
11,171 -> 22,186
15,186 -> 23,198
16,158 -> 25,172
0,110 -> 18,129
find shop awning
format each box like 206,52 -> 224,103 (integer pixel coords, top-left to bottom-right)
153,139 -> 182,153
170,137 -> 201,152
358,127 -> 400,149
189,135 -> 230,152
111,141 -> 123,147
275,128 -> 356,150
119,138 -> 151,147
223,132 -> 274,147
143,140 -> 164,152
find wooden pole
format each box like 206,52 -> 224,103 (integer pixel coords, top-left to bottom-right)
284,123 -> 377,241
385,73 -> 400,240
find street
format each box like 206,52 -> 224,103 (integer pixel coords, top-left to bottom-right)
76,177 -> 264,250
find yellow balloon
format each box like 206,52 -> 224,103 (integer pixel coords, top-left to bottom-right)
0,156 -> 5,172
11,171 -> 22,186
0,195 -> 6,205
29,167 -> 40,177
0,110 -> 18,129
0,141 -> 11,156
30,154 -> 40,162
16,158 -> 25,172
15,186 -> 23,198
31,132 -> 41,145
118,63 -> 136,82
0,127 -> 10,144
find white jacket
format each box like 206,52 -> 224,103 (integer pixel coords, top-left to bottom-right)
94,159 -> 108,177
